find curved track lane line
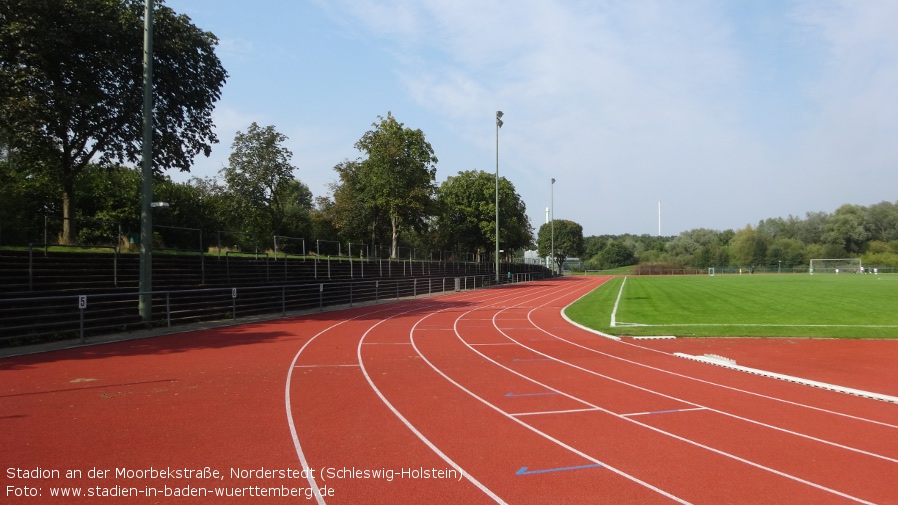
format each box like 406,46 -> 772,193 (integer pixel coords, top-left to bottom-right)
285,305 -> 398,504
287,277 -> 895,503
355,305 -> 509,504
545,287 -> 898,433
436,279 -> 880,503
514,306 -> 898,464
400,282 -> 692,503
286,287 -> 522,503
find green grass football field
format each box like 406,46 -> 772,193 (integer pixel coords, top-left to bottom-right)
565,273 -> 898,339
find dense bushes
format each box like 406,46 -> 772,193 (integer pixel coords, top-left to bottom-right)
582,201 -> 898,271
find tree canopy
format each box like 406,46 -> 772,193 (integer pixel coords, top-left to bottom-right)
0,0 -> 227,243
577,200 -> 898,272
220,123 -> 308,247
537,219 -> 584,271
435,169 -> 532,260
332,112 -> 438,258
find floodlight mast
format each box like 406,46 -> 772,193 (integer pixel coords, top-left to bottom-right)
139,0 -> 154,322
549,177 -> 558,274
495,111 -> 503,283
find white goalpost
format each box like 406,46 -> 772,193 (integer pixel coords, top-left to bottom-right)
808,258 -> 862,274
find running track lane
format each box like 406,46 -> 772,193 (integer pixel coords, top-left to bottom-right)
1,316 -> 354,503
2,277 -> 896,503
289,276 -> 898,503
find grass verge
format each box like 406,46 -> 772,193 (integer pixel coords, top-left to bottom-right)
565,274 -> 898,339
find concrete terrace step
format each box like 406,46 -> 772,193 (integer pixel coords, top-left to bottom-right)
0,249 -> 553,346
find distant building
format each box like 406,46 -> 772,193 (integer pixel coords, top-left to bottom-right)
523,249 -> 544,266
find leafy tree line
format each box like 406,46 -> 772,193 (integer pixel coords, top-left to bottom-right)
1,116 -> 534,260
578,202 -> 898,271
0,1 -> 533,261
0,0 -> 227,244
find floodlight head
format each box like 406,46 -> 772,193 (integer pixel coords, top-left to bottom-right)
551,178 -> 555,184
496,111 -> 503,119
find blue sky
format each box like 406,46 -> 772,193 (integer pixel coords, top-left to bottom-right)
164,0 -> 898,237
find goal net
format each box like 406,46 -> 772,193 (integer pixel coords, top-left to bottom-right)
809,258 -> 862,274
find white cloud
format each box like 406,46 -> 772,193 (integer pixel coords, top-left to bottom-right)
189,0 -> 898,235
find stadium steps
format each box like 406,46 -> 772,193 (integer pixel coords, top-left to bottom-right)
0,250 -> 546,346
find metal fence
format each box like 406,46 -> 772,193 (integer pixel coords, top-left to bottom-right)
0,273 -> 546,348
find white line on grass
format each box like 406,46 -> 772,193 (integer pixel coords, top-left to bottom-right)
617,322 -> 898,329
609,276 -> 626,328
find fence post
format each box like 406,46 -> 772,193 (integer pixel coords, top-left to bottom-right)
78,295 -> 86,343
28,244 -> 33,291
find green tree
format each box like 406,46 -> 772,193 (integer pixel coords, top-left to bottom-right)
0,156 -> 58,245
276,179 -> 314,240
435,169 -> 532,260
822,204 -> 869,254
863,241 -> 898,268
343,112 -> 438,258
329,160 -> 385,248
666,228 -> 730,268
537,219 -> 584,272
599,241 -> 636,269
73,164 -> 140,246
866,201 -> 898,243
766,237 -> 807,270
185,175 -> 229,233
0,0 -> 227,243
791,211 -> 829,244
220,123 -> 299,248
583,236 -> 608,260
311,195 -> 340,245
729,225 -> 769,267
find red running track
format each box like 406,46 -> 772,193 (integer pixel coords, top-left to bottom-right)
2,276 -> 897,504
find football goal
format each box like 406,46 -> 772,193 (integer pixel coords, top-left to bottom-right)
808,258 -> 862,274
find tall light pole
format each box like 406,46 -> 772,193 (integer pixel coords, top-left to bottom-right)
549,177 -> 556,273
495,111 -> 503,283
139,0 -> 154,321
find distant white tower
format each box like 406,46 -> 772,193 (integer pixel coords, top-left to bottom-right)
658,201 -> 662,236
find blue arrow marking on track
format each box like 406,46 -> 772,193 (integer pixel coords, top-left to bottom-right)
504,392 -> 560,397
516,464 -> 602,476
